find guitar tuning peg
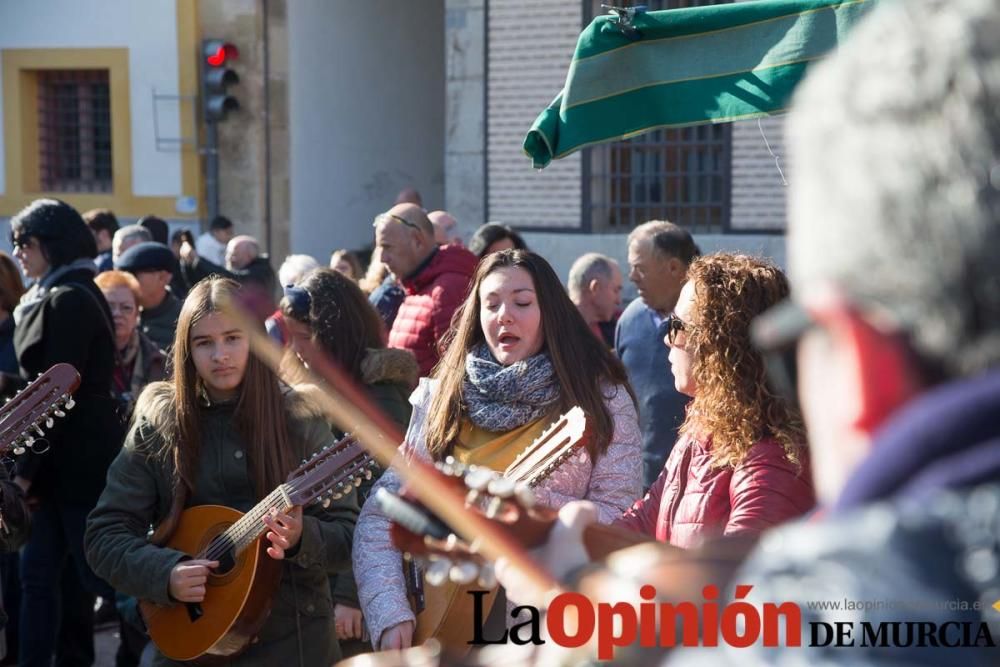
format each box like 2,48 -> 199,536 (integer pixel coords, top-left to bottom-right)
33,424 -> 45,437
45,418 -> 54,429
477,563 -> 497,588
12,446 -> 24,456
301,458 -> 307,465
64,397 -> 75,409
486,477 -> 515,499
363,469 -> 373,480
449,561 -> 478,585
23,435 -> 34,448
425,558 -> 452,587
54,409 -> 65,418
353,476 -> 362,488
464,468 -> 493,492
321,498 -> 331,508
444,455 -> 456,465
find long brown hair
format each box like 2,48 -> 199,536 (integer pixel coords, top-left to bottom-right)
146,277 -> 294,544
680,254 -> 806,468
424,250 -> 635,461
281,268 -> 385,381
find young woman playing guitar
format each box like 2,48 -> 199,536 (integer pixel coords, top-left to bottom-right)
353,249 -> 643,651
85,277 -> 359,665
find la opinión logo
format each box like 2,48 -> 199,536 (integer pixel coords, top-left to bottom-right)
466,585 -> 996,660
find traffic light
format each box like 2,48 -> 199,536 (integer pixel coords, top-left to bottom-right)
200,39 -> 239,122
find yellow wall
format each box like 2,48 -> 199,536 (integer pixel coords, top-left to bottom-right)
0,0 -> 200,219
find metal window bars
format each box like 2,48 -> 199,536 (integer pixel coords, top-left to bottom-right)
36,70 -> 113,193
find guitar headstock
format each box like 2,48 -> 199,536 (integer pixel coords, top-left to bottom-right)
384,458 -> 560,589
284,434 -> 377,508
503,406 -> 589,486
0,363 -> 80,457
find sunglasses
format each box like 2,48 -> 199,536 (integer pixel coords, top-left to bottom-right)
373,213 -> 420,232
665,314 -> 694,347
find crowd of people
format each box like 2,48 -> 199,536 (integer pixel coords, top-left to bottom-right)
0,0 -> 994,665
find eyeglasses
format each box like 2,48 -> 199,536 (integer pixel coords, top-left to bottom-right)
665,314 -> 693,347
373,212 -> 420,232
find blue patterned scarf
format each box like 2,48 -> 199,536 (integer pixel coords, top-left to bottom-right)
462,343 -> 560,432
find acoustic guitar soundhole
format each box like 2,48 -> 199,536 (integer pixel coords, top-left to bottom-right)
207,534 -> 238,575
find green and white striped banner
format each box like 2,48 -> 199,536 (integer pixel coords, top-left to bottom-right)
524,0 -> 877,168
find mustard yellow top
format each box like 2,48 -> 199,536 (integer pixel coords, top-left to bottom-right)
450,416 -> 553,473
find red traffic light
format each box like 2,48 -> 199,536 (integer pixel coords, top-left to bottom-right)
204,41 -> 238,67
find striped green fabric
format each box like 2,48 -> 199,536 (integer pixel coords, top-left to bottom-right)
524,0 -> 878,168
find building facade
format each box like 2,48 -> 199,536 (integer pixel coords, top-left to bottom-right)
1,0 -> 787,280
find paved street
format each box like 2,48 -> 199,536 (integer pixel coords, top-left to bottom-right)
94,626 -> 117,666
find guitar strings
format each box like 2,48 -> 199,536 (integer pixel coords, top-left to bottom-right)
149,457 -> 365,608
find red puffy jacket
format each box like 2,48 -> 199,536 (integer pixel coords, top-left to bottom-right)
614,433 -> 814,548
388,245 -> 478,376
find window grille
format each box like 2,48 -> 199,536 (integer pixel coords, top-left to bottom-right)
36,70 -> 112,193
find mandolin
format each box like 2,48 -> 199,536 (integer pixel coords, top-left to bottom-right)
139,435 -> 376,663
0,362 -> 80,455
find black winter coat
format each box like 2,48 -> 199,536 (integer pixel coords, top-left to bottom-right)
12,268 -> 124,506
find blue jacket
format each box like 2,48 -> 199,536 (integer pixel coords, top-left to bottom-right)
614,298 -> 690,488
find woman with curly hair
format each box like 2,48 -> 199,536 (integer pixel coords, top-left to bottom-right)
612,252 -> 814,548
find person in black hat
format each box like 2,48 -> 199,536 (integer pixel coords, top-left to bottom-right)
6,198 -> 122,667
114,242 -> 182,351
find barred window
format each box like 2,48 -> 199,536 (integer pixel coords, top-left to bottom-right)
584,0 -> 732,233
36,70 -> 112,193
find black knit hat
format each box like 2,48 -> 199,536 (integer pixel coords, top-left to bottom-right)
10,198 -> 97,266
114,242 -> 177,275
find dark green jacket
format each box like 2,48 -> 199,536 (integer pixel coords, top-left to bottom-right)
84,383 -> 359,666
326,349 -> 416,611
139,290 -> 183,352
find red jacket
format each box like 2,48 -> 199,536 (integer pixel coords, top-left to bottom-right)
388,245 -> 478,376
615,433 -> 814,548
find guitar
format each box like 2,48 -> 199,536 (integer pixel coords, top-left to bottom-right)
139,435 -> 376,663
0,363 -> 80,455
382,407 -> 633,648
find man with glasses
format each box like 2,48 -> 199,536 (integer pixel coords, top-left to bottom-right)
723,0 -> 1000,659
373,203 -> 477,376
616,221 -> 699,489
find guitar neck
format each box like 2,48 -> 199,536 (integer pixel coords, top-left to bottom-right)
208,486 -> 292,558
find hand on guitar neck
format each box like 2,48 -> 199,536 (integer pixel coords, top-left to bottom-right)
261,505 -> 303,559
377,463 -> 649,596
